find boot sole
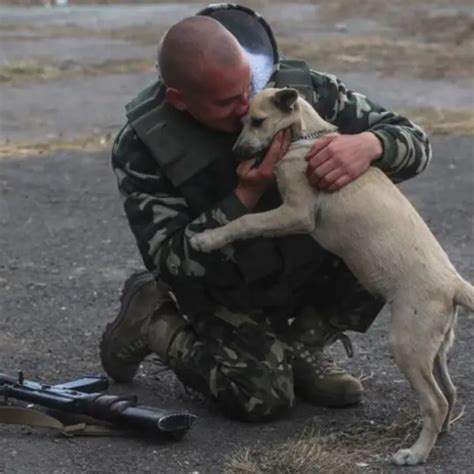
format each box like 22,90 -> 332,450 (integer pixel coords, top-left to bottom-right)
100,270 -> 156,382
297,389 -> 362,407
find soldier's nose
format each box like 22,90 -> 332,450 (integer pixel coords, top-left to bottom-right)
236,102 -> 249,118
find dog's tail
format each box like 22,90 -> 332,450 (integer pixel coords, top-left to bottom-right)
454,278 -> 474,311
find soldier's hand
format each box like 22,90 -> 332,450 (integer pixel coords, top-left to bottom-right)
305,132 -> 383,192
238,129 -> 291,188
235,129 -> 291,208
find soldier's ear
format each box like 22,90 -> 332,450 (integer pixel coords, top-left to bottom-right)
272,88 -> 299,112
165,87 -> 187,111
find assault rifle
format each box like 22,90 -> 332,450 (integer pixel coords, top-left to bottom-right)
0,371 -> 197,439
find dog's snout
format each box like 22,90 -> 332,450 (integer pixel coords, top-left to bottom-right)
232,144 -> 253,161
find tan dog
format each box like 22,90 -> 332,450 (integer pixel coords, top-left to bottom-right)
190,88 -> 474,465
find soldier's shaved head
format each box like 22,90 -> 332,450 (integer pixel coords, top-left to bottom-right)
159,16 -> 252,132
158,16 -> 247,92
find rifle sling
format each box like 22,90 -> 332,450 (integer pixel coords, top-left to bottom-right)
0,405 -> 126,437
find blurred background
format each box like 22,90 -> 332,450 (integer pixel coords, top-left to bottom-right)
0,0 -> 473,156
0,2 -> 473,472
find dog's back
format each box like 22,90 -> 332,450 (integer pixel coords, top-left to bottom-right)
310,166 -> 466,302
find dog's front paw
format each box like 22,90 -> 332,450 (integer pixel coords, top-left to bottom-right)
190,231 -> 226,253
392,448 -> 426,466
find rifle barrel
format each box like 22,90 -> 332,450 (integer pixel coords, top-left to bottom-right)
82,394 -> 197,434
1,373 -> 197,436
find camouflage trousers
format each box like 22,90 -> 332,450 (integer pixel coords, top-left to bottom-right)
160,261 -> 385,421
167,306 -> 294,421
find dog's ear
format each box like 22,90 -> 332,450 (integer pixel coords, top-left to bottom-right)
272,88 -> 299,112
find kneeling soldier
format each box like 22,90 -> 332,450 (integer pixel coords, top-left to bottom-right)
100,4 -> 431,420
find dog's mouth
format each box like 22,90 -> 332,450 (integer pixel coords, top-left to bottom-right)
250,146 -> 271,168
234,145 -> 270,168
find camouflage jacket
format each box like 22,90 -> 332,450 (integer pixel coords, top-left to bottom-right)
112,69 -> 432,315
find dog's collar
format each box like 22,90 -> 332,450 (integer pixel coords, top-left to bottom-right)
244,130 -> 331,169
291,130 -> 331,142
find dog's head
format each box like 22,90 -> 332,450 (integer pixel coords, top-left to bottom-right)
232,88 -> 302,165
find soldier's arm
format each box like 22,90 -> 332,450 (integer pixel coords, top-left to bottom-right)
112,124 -> 248,286
311,71 -> 432,182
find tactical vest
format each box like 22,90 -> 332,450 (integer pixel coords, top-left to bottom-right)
125,59 -> 328,312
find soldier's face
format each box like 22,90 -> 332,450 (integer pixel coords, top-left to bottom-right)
181,61 -> 252,133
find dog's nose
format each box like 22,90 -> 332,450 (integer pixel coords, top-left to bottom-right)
232,144 -> 253,161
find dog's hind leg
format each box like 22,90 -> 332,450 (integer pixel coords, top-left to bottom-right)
389,301 -> 450,465
433,320 -> 457,433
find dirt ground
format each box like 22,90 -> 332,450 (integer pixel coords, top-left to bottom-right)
0,1 -> 473,473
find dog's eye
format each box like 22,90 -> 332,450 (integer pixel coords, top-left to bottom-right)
250,117 -> 265,128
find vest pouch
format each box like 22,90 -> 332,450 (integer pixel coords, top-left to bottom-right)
277,234 -> 328,279
231,189 -> 284,284
233,238 -> 283,283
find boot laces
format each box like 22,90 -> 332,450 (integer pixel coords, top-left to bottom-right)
312,350 -> 345,376
294,332 -> 354,376
294,341 -> 344,376
324,332 -> 354,358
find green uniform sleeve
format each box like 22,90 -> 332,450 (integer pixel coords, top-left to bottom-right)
311,71 -> 432,182
111,123 -> 248,286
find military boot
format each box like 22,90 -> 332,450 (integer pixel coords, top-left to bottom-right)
100,271 -> 187,382
290,307 -> 363,407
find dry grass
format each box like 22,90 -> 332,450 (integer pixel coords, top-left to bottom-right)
0,106 -> 472,160
224,418 -> 422,473
398,108 -> 474,136
0,23 -> 168,45
402,13 -> 474,44
284,0 -> 471,81
316,0 -> 393,21
0,132 -> 115,159
316,0 -> 473,21
0,58 -> 154,84
1,1 -> 473,81
0,0 -> 203,4
3,30 -> 471,82
279,35 -> 474,79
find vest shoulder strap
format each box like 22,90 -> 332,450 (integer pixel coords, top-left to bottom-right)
125,81 -> 236,187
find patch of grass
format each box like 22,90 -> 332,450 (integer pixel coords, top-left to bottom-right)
276,2 -> 474,81
398,108 -> 474,136
279,35 -> 474,79
0,23 -> 167,45
224,418 -> 421,473
1,107 -> 472,159
0,131 -> 115,159
0,58 -> 154,84
1,2 -> 472,82
0,0 -> 206,4
315,0 -> 473,21
401,13 -> 474,44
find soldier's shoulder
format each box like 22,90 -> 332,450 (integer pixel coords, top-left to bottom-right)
309,69 -> 341,89
112,123 -> 145,159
